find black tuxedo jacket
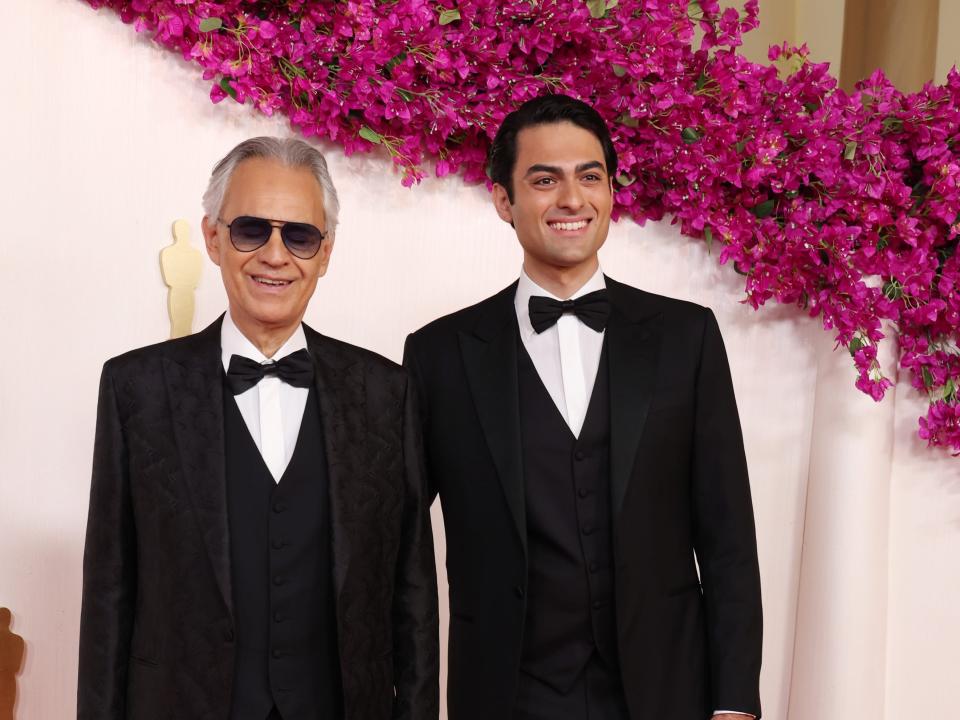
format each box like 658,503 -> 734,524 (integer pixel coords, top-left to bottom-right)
78,318 -> 439,720
403,278 -> 762,720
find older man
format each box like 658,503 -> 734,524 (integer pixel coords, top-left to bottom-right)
78,137 -> 438,720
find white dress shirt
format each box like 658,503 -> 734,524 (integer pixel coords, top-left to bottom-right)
220,311 -> 310,482
514,266 -> 607,438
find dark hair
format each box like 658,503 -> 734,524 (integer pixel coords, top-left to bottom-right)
487,94 -> 618,202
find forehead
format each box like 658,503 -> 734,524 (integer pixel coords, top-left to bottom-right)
513,121 -> 606,172
222,157 -> 325,223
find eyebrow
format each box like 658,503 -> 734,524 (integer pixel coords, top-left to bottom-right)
523,161 -> 606,177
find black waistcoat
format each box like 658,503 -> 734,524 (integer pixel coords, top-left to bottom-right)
518,341 -> 618,693
224,384 -> 342,720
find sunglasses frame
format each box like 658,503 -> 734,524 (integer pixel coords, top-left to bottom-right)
217,215 -> 327,260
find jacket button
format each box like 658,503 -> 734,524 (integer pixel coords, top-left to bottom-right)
273,502 -> 286,513
272,648 -> 282,659
514,585 -> 525,598
592,600 -> 604,610
224,629 -> 234,643
582,525 -> 594,535
272,538 -> 285,549
273,575 -> 284,586
578,487 -> 588,498
574,451 -> 585,461
273,611 -> 285,623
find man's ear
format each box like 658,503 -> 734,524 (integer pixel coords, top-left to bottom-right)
201,216 -> 222,267
315,235 -> 335,278
492,184 -> 514,225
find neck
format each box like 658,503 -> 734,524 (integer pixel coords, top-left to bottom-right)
229,307 -> 301,358
523,256 -> 599,300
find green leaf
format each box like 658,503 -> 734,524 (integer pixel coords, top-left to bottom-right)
605,0 -> 619,8
734,140 -> 746,153
704,226 -> 713,254
438,8 -> 461,25
611,63 -> 627,78
219,77 -> 237,100
883,280 -> 903,301
882,116 -> 903,133
922,366 -> 934,389
681,126 -> 701,143
587,0 -> 607,18
944,378 -> 956,401
395,88 -> 415,101
844,141 -> 857,161
616,112 -> 639,128
359,126 -> 382,144
615,173 -> 635,187
751,199 -> 775,218
199,17 -> 223,32
695,71 -> 708,90
849,337 -> 865,356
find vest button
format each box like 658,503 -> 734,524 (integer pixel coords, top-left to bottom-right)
273,611 -> 285,623
578,487 -> 588,498
582,525 -> 594,535
272,538 -> 285,549
273,502 -> 286,513
575,451 -> 585,461
272,648 -> 282,659
273,575 -> 284,586
592,600 -> 604,610
224,629 -> 234,642
514,585 -> 525,598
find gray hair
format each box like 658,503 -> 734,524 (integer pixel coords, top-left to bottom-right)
202,136 -> 340,235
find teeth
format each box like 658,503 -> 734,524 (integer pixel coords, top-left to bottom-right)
255,277 -> 289,286
550,220 -> 588,231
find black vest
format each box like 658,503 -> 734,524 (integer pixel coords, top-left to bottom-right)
518,341 -> 618,693
224,384 -> 342,720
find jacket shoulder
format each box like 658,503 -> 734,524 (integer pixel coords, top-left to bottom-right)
408,282 -> 517,346
304,327 -> 406,381
605,276 -> 713,326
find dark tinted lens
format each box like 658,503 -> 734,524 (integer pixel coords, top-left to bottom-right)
229,216 -> 272,251
281,222 -> 324,259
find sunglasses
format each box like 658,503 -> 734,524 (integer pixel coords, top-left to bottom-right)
217,215 -> 327,260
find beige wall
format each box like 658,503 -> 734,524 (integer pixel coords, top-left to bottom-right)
1,2 -> 959,719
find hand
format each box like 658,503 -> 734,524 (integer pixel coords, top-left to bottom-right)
713,714 -> 755,720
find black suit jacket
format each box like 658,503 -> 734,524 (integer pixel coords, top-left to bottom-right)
403,278 -> 762,720
78,317 -> 439,720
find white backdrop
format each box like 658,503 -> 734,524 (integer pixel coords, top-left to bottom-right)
1,2 -> 958,718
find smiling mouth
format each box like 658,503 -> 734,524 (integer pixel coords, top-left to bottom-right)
251,275 -> 292,287
547,219 -> 590,231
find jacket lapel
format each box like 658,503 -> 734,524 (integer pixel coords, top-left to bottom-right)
162,316 -> 232,616
305,326 -> 365,602
458,283 -> 527,554
605,278 -> 663,520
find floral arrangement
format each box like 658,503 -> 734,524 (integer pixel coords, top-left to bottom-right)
83,0 -> 960,454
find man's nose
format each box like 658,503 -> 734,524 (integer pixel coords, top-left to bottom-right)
259,227 -> 288,264
557,181 -> 585,210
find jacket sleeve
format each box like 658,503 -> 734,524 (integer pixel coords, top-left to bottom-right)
392,371 -> 440,720
401,334 -> 438,503
691,309 -> 763,718
78,362 -> 137,719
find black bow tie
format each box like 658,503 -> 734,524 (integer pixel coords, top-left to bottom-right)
226,349 -> 314,395
528,289 -> 611,334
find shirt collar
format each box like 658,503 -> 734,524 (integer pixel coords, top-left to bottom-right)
220,311 -> 308,374
514,265 -> 607,339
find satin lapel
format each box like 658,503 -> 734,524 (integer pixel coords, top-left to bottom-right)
458,283 -> 526,553
162,317 -> 232,616
305,327 -> 364,602
605,279 -> 663,520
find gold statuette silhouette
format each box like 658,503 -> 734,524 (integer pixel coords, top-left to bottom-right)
0,608 -> 24,720
160,219 -> 203,339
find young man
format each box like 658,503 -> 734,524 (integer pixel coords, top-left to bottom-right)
79,137 -> 438,720
404,96 -> 762,720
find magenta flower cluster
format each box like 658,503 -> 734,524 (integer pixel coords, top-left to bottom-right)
84,0 -> 960,454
